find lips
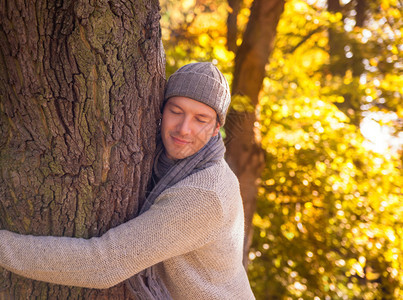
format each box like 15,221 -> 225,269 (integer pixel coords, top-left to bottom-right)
171,135 -> 192,145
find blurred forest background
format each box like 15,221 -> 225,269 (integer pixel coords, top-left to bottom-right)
160,0 -> 402,299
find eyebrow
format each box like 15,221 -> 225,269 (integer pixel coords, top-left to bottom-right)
195,113 -> 213,119
168,103 -> 214,119
167,102 -> 183,111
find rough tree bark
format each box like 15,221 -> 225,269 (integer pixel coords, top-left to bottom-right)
225,0 -> 285,265
0,0 -> 164,298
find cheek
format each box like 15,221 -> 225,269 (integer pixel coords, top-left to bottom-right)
195,123 -> 216,141
160,119 -> 167,134
160,119 -> 174,142
161,114 -> 176,132
205,122 -> 217,133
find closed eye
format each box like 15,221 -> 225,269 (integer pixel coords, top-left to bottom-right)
196,118 -> 208,123
170,108 -> 182,114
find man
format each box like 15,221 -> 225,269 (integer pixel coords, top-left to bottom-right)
0,63 -> 255,299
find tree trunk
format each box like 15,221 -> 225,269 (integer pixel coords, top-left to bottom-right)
227,0 -> 242,52
327,0 -> 344,76
224,0 -> 284,266
0,0 -> 164,298
327,0 -> 367,126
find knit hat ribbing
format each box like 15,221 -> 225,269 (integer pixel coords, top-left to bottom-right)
165,62 -> 231,125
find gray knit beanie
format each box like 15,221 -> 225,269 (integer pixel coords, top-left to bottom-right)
165,62 -> 231,125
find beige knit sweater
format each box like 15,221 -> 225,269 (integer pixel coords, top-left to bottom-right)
0,159 -> 255,299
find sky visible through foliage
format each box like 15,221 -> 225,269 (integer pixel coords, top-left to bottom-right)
160,0 -> 402,298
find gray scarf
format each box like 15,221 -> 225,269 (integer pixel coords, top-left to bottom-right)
125,133 -> 226,299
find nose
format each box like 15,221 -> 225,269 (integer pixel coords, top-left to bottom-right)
177,117 -> 191,136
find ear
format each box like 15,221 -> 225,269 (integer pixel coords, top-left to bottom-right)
212,122 -> 220,137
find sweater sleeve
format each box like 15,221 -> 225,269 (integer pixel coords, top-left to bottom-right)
0,186 -> 224,289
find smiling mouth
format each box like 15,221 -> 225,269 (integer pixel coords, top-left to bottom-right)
171,135 -> 192,145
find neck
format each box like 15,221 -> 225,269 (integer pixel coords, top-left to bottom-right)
153,149 -> 176,181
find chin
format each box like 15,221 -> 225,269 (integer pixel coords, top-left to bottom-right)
167,147 -> 197,160
171,151 -> 191,160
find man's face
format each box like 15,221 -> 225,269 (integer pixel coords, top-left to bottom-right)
161,96 -> 220,160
